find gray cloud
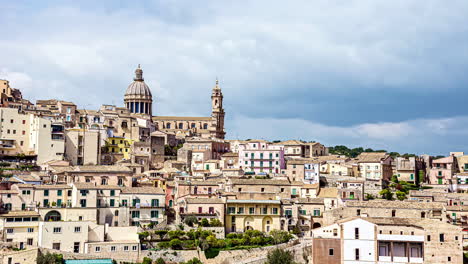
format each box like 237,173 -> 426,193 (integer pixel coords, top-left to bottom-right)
1,0 -> 468,154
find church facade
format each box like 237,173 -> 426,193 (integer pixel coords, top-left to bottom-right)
123,66 -> 225,139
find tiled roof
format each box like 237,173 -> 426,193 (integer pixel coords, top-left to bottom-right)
185,198 -> 224,204
356,152 -> 388,163
346,200 -> 445,209
317,188 -> 338,198
34,184 -> 72,189
73,183 -> 122,190
152,116 -> 212,121
230,179 -> 290,185
121,187 -> 165,194
0,211 -> 40,217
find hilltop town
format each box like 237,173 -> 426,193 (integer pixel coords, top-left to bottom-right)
0,67 -> 466,263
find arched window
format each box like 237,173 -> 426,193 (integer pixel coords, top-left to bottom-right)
178,123 -> 183,129
191,123 -> 196,128
45,210 -> 62,221
203,123 -> 208,129
166,123 -> 171,129
115,210 -> 119,216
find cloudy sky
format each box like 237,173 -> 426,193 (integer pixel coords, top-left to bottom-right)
2,0 -> 468,155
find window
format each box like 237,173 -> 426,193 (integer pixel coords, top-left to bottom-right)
261,188 -> 265,192
27,228 -> 34,233
151,199 -> 159,207
110,199 -> 115,207
392,210 -> 396,217
355,248 -> 360,260
329,248 -> 334,256
249,207 -> 255,214
80,199 -> 87,207
111,246 -> 116,252
110,190 -> 115,196
357,209 -> 361,216
313,209 -> 320,216
355,228 -> 359,239
53,243 -> 61,250
151,210 -> 159,218
95,246 -> 101,252
6,228 -> 13,234
44,190 -> 49,196
27,238 -> 33,246
131,211 -> 140,218
421,212 -> 426,218
132,245 -> 138,251
57,190 -> 62,196
238,207 -> 244,214
74,227 -> 81,233
124,246 -> 129,251
272,208 -> 278,214
53,227 -> 61,233
74,242 -> 80,253
440,233 -> 445,242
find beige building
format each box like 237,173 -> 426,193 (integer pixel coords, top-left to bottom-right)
0,211 -> 40,248
65,129 -> 101,166
176,197 -> 225,224
225,199 -> 281,233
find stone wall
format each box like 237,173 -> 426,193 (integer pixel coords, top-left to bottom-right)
0,247 -> 38,264
143,239 -> 313,264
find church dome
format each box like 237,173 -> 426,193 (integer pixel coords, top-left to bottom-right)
124,65 -> 152,98
124,65 -> 153,116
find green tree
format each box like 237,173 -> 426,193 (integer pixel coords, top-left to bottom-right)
391,175 -> 399,183
396,191 -> 407,201
418,170 -> 425,186
155,257 -> 166,264
169,238 -> 183,250
200,218 -> 210,227
184,215 -> 199,227
142,257 -> 153,264
266,248 -> 297,264
181,257 -> 203,264
379,189 -> 394,200
37,252 -> 64,264
209,218 -> 223,227
270,230 -> 292,244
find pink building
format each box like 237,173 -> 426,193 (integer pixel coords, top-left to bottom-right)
238,140 -> 285,174
428,155 -> 458,185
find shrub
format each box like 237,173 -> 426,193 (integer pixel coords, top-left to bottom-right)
181,257 -> 203,264
184,215 -> 199,227
169,238 -> 183,250
266,248 -> 297,264
157,241 -> 170,249
155,257 -> 166,264
379,189 -> 394,200
226,233 -> 240,239
37,253 -> 64,264
270,230 -> 293,244
200,218 -> 210,227
396,191 -> 407,201
168,230 -> 185,240
365,193 -> 375,200
209,218 -> 223,227
154,230 -> 168,240
142,257 -> 153,264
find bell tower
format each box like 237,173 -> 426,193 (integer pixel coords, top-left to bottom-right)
210,79 -> 225,139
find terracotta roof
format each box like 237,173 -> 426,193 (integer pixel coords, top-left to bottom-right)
121,187 -> 165,194
185,198 -> 224,204
72,165 -> 132,173
152,116 -> 212,121
346,200 -> 445,209
34,184 -> 72,190
73,183 -> 122,190
356,152 -> 388,163
222,152 -> 238,157
0,211 -> 40,217
230,179 -> 290,185
0,190 -> 18,194
317,188 -> 338,198
302,183 -> 319,189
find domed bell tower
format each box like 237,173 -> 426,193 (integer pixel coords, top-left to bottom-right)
210,79 -> 225,139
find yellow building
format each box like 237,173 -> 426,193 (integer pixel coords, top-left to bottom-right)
106,137 -> 133,159
225,199 -> 281,233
